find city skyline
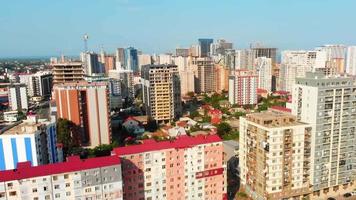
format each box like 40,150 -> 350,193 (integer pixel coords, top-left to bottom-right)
1,0 -> 356,57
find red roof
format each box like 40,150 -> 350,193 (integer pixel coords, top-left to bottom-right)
176,121 -> 187,127
273,90 -> 289,95
270,106 -> 291,113
209,109 -> 222,115
257,88 -> 268,93
0,156 -> 120,182
113,135 -> 222,156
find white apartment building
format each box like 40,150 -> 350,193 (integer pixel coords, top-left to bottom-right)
291,72 -> 356,193
279,51 -> 315,92
255,57 -> 272,92
239,110 -> 312,200
0,156 -> 123,200
229,69 -> 258,106
0,117 -> 62,171
8,83 -> 28,111
346,46 -> 356,76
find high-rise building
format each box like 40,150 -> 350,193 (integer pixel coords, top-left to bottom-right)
251,46 -> 277,65
138,54 -> 152,72
52,62 -> 84,84
8,83 -> 28,111
116,48 -> 125,68
235,49 -> 254,70
210,39 -> 233,56
214,64 -> 229,93
0,156 -> 123,200
223,49 -> 236,70
19,71 -> 53,98
103,55 -> 116,74
291,72 -> 356,192
317,45 -> 346,75
173,56 -> 196,97
81,52 -> 104,75
193,57 -> 215,93
189,44 -> 200,57
279,51 -> 314,92
141,64 -> 181,123
112,135 -> 226,200
255,57 -> 272,92
175,48 -> 190,57
53,82 -> 111,147
124,47 -> 139,72
158,54 -> 173,65
0,118 -> 62,171
198,38 -> 214,57
239,111 -> 312,200
108,69 -> 134,100
346,46 -> 356,75
228,69 -> 258,106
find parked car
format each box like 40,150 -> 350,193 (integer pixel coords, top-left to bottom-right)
327,197 -> 336,200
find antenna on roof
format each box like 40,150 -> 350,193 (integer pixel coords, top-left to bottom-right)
83,34 -> 89,53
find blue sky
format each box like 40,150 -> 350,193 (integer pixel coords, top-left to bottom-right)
0,0 -> 355,57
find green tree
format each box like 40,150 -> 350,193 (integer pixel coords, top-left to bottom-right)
217,122 -> 232,137
57,118 -> 81,157
189,110 -> 200,118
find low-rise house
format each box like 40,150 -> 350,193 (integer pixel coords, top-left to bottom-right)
122,116 -> 145,136
209,109 -> 222,124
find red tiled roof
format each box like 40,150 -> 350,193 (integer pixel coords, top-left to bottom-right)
270,106 -> 291,113
176,121 -> 187,127
113,135 -> 222,156
0,156 -> 120,182
209,109 -> 222,115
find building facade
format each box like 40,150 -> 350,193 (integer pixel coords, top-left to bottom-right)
0,156 -> 123,200
193,57 -> 215,93
198,38 -> 214,57
346,46 -> 356,76
53,82 -> 111,147
112,135 -> 226,200
8,83 -> 28,111
52,62 -> 84,84
0,119 -> 62,171
239,111 -> 312,200
255,57 -> 272,92
291,72 -> 356,193
141,64 -> 181,123
124,47 -> 139,73
228,69 -> 258,106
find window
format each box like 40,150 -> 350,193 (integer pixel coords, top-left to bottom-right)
55,193 -> 60,198
9,191 -> 16,196
52,176 -> 58,181
32,188 -> 38,193
54,185 -> 60,189
65,183 -> 70,187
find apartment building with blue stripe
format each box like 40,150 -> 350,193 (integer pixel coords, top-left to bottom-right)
0,119 -> 63,171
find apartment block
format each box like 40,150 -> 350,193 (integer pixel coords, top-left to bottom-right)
53,82 -> 111,147
255,57 -> 272,92
52,62 -> 84,84
141,64 -> 181,123
0,118 -> 62,171
112,135 -> 226,200
291,72 -> 356,193
193,57 -> 215,93
0,156 -> 123,200
19,71 -> 53,98
228,69 -> 258,106
8,83 -> 28,111
239,111 -> 312,200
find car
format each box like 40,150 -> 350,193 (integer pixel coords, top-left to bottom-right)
327,198 -> 336,200
344,193 -> 352,198
351,191 -> 356,196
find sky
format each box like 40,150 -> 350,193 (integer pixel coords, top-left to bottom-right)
0,0 -> 356,58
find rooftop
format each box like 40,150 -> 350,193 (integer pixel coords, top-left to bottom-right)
245,110 -> 304,128
113,135 -> 221,156
0,120 -> 49,136
0,156 -> 120,182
